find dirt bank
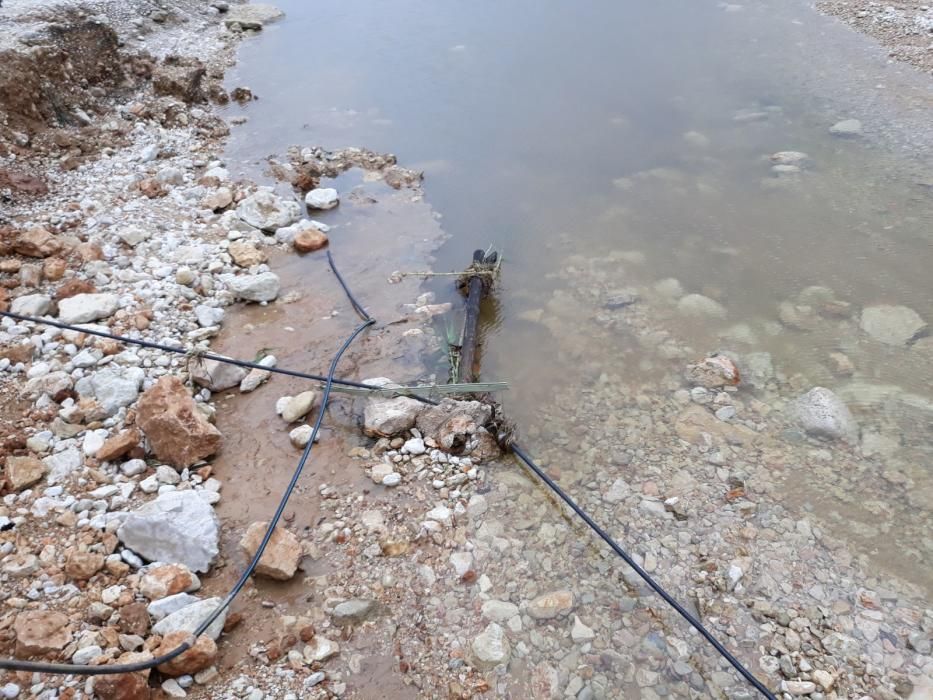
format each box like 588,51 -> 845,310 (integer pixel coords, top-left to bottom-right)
818,0 -> 933,75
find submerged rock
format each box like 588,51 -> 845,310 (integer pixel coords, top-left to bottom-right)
790,387 -> 858,442
676,293 -> 727,319
859,305 -> 926,346
829,119 -> 862,136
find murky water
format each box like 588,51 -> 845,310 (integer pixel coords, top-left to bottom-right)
222,0 -> 933,695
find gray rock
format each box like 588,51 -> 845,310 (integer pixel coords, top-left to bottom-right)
190,357 -> 249,391
363,396 -> 425,437
859,305 -> 926,346
224,3 -> 285,29
570,615 -> 596,642
304,188 -> 339,210
236,190 -> 300,232
676,294 -> 727,319
224,271 -> 281,302
151,597 -> 227,641
58,294 -> 119,324
471,623 -> 510,670
194,305 -> 225,328
10,294 -> 51,317
75,367 -> 145,416
72,645 -> 102,665
117,491 -> 220,572
790,387 -> 858,442
331,599 -> 377,625
829,119 -> 862,136
42,447 -> 83,484
147,592 -> 201,621
481,600 -> 519,622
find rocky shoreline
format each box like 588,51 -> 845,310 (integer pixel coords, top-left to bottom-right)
1,2 -> 932,700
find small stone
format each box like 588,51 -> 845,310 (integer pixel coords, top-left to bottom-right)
10,294 -> 51,316
859,305 -> 926,346
140,564 -> 198,600
481,600 -> 519,622
293,227 -> 328,253
65,551 -> 105,580
471,622 -> 510,669
331,599 -> 376,625
58,293 -> 119,324
683,355 -> 740,388
303,636 -> 339,662
156,631 -> 217,676
97,429 -> 141,462
527,590 -> 574,620
239,522 -> 302,580
570,615 -> 595,642
228,240 -> 267,268
13,611 -> 72,655
449,551 -> 474,577
161,678 -> 187,698
4,455 -> 46,491
676,293 -> 727,319
381,472 -> 401,487
829,119 -> 862,136
191,357 -> 249,392
791,387 -> 858,442
289,425 -> 314,448
305,188 -> 339,210
152,598 -> 227,641
780,680 -> 816,695
279,391 -> 316,422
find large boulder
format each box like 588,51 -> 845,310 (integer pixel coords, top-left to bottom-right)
236,190 -> 300,232
57,293 -> 119,324
859,305 -> 927,347
790,387 -> 858,442
117,491 -> 220,573
136,376 -> 222,468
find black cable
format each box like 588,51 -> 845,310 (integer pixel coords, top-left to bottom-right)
0,256 -> 374,676
0,310 -> 378,393
0,294 -> 776,695
326,250 -> 372,322
510,445 -> 777,700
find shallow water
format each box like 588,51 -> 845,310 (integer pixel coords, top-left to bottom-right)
222,0 -> 933,693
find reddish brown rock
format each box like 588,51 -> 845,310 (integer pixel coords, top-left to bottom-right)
93,651 -> 152,700
136,376 -> 222,468
43,258 -> 67,281
55,278 -> 97,301
117,602 -> 150,636
65,551 -> 105,580
139,563 -> 196,600
292,227 -> 328,253
138,178 -> 166,199
14,227 -> 61,258
75,242 -> 103,262
13,610 -> 73,656
96,428 -> 141,463
155,631 -> 217,676
4,455 -> 46,491
0,288 -> 8,312
0,342 -> 34,364
239,521 -> 302,580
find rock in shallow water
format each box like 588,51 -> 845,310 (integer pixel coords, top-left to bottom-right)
790,387 -> 858,442
304,187 -> 339,210
676,293 -> 727,319
859,304 -> 926,346
236,190 -> 300,232
117,491 -> 220,573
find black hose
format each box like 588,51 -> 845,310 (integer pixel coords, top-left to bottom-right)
511,445 -> 777,700
0,310 -> 378,393
326,250 -> 372,322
